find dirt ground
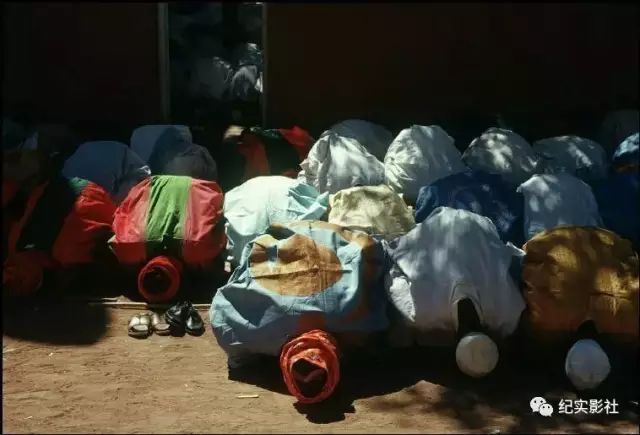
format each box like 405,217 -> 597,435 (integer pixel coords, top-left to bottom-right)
2,302 -> 639,434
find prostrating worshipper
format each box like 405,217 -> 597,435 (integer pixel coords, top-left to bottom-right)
327,184 -> 415,241
415,169 -> 524,246
110,175 -> 225,305
517,173 -> 603,242
223,176 -> 329,268
130,124 -> 193,163
532,135 -> 608,183
3,175 -> 116,296
384,207 -> 526,378
521,226 -> 638,390
130,125 -> 218,182
298,130 -> 384,195
221,125 -> 314,190
211,221 -> 389,404
384,125 -> 466,205
462,127 -> 542,188
62,141 -> 151,204
590,133 -> 639,249
325,119 -> 394,161
3,121 -> 81,256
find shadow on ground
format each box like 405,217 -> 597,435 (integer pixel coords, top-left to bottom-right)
228,343 -> 639,430
2,299 -> 110,346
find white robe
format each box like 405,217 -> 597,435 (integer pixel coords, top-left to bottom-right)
385,207 -> 525,345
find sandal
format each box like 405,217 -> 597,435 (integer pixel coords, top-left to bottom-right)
185,307 -> 205,336
151,312 -> 171,336
128,313 -> 151,338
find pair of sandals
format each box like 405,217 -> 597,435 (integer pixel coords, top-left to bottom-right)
128,301 -> 205,339
164,300 -> 205,336
128,312 -> 171,338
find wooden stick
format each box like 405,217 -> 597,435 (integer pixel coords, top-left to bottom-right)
87,301 -> 211,310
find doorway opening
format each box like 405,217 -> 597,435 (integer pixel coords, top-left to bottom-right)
166,2 -> 264,130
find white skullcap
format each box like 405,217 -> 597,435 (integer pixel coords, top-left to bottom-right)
455,332 -> 499,378
565,339 -> 610,390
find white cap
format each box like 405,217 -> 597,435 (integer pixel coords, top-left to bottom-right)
565,339 -> 610,390
455,332 -> 499,378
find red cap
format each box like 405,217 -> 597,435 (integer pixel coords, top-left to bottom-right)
137,255 -> 182,303
280,329 -> 340,405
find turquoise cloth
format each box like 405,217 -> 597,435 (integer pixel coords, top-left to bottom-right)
211,220 -> 389,363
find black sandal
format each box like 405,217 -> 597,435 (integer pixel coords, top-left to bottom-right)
185,306 -> 205,336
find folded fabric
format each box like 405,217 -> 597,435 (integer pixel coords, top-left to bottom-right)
62,141 -> 151,204
280,330 -> 340,405
328,184 -> 415,240
130,125 -> 193,164
532,135 -> 608,181
517,173 -> 602,241
326,119 -> 394,161
522,226 -> 639,346
299,132 -> 385,194
597,110 -> 639,155
211,220 -> 388,363
592,171 -> 639,248
384,207 -> 525,344
110,175 -> 225,268
462,128 -> 541,187
384,125 -> 466,204
415,170 -> 525,245
611,133 -> 639,173
4,176 -> 116,294
224,176 -> 329,264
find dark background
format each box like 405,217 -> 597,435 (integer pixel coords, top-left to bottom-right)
263,3 -> 639,140
2,3 -> 638,144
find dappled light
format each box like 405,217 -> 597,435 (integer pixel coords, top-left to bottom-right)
533,135 -> 608,182
299,131 -> 385,194
384,125 -> 467,204
462,128 -> 540,187
519,173 -> 603,241
522,226 -> 639,346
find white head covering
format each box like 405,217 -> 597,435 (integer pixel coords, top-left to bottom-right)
455,332 -> 499,378
565,339 -> 611,390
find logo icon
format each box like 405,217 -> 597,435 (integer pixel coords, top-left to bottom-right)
530,397 -> 554,417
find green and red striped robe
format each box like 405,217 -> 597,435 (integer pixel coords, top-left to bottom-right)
4,176 -> 116,294
7,176 -> 116,266
110,175 -> 225,268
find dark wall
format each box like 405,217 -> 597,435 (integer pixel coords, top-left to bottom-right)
2,2 -> 163,135
264,3 -> 639,138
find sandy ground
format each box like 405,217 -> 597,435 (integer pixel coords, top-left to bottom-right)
2,303 -> 638,434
